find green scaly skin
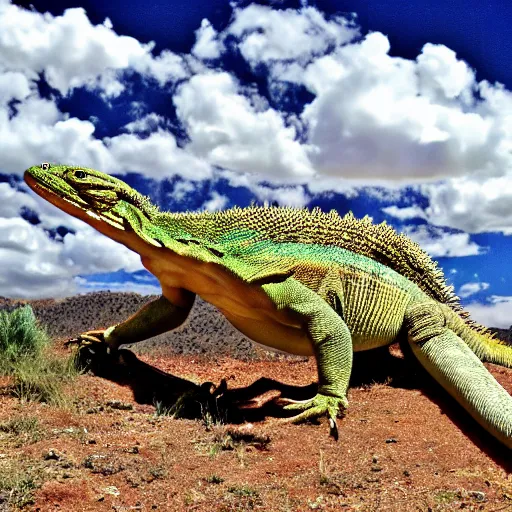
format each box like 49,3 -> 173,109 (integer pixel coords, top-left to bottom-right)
24,163 -> 512,448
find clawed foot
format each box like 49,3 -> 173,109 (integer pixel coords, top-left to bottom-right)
64,329 -> 112,352
279,393 -> 348,440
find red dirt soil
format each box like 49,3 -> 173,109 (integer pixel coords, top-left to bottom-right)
2,343 -> 511,512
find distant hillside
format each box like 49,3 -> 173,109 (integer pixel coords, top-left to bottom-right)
1,292 -> 510,355
0,292 -> 260,358
491,326 -> 512,344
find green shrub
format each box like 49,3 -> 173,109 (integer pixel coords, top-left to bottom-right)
10,354 -> 78,405
0,305 -> 78,405
0,415 -> 44,446
0,305 -> 49,367
0,461 -> 42,509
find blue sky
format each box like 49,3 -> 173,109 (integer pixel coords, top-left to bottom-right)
0,0 -> 511,327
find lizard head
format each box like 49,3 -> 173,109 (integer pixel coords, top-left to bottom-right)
24,163 -> 160,243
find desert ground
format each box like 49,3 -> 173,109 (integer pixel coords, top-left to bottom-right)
0,292 -> 511,511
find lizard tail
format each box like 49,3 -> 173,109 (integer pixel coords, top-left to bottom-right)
405,301 -> 512,449
442,306 -> 512,368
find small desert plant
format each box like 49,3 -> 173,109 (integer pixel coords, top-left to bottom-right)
227,485 -> 260,499
0,305 -> 79,405
205,474 -> 224,484
0,415 -> 41,436
0,461 -> 42,509
10,354 -> 78,405
153,399 -> 175,417
225,485 -> 263,509
0,305 -> 49,368
0,415 -> 44,447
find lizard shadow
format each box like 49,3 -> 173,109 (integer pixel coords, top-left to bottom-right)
75,344 -> 511,470
75,344 -> 410,422
75,345 -> 317,423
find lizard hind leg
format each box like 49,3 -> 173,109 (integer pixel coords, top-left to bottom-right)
405,300 -> 512,449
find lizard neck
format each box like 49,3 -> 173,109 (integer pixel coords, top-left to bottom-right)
150,211 -> 215,243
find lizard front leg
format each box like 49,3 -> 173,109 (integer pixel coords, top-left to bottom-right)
262,277 -> 352,438
67,290 -> 195,352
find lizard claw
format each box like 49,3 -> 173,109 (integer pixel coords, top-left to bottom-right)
64,330 -> 107,350
329,417 -> 339,441
280,393 -> 347,440
277,397 -> 312,406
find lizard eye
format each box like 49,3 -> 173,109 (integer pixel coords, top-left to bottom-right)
74,170 -> 86,179
41,162 -> 50,170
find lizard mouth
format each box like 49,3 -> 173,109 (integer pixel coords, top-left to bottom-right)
24,172 -> 126,231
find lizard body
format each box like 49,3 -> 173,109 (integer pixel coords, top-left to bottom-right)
24,163 -> 512,448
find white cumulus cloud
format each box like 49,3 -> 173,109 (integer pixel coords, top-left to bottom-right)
201,191 -> 228,212
174,71 -> 313,179
192,19 -> 224,59
0,3 -> 187,96
402,225 -> 484,258
458,282 -> 490,299
422,175 -> 512,234
228,5 -> 357,65
466,296 -> 512,329
105,130 -> 212,180
297,33 -> 508,182
416,43 -> 475,103
383,205 -> 427,221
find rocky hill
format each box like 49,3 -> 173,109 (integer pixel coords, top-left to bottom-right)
492,326 -> 512,343
0,291 -> 510,355
0,292 -> 261,358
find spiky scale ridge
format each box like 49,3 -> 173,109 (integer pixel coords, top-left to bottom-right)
155,205 -> 494,339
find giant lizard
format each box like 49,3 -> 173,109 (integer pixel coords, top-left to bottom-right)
24,163 -> 512,448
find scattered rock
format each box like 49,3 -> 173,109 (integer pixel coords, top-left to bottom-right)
102,486 -> 120,497
44,448 -> 61,461
86,406 -> 104,414
107,400 -> 133,411
83,454 -> 107,469
83,453 -> 125,475
466,490 -> 486,502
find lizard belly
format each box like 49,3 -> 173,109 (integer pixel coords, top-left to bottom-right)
141,252 -> 313,355
221,312 -> 314,356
